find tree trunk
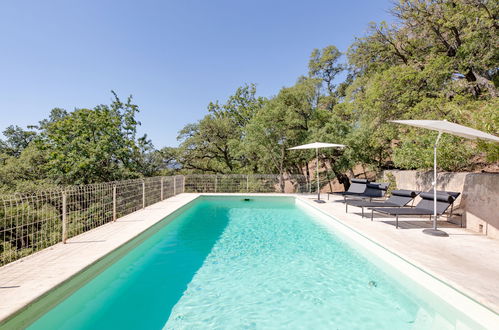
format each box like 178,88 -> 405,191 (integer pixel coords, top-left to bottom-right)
324,160 -> 333,193
279,147 -> 285,193
305,162 -> 311,192
329,157 -> 350,191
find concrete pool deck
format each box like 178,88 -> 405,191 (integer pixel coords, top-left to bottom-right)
0,193 -> 498,324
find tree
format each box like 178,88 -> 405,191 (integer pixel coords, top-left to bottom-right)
344,0 -> 498,171
0,125 -> 37,157
0,144 -> 51,192
176,115 -> 240,173
176,85 -> 266,174
391,0 -> 498,97
242,78 -> 320,189
36,93 -> 152,184
309,45 -> 344,95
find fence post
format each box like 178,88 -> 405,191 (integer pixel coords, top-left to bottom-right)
214,175 -> 217,193
142,180 -> 146,209
113,185 -> 117,221
173,176 -> 177,195
62,191 -> 67,244
247,175 -> 249,192
160,177 -> 164,200
182,175 -> 185,193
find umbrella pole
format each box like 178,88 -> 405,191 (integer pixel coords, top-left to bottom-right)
314,147 -> 325,203
317,148 -> 320,200
423,131 -> 448,237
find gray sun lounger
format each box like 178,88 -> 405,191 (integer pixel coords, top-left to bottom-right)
340,182 -> 389,211
371,191 -> 460,228
342,182 -> 389,199
346,189 -> 420,218
327,178 -> 369,200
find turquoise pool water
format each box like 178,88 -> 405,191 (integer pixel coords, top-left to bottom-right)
27,196 -> 473,329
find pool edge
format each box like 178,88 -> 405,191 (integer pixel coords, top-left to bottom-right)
0,195 -> 202,329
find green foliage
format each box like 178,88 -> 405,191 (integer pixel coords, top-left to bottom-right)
243,78 -> 320,177
384,172 -> 398,195
469,99 -> 499,162
309,45 -> 344,96
176,84 -> 266,174
392,132 -> 473,171
0,92 -> 172,192
0,125 -> 37,157
0,144 -> 52,192
37,93 -> 153,184
174,2 -> 497,178
1,0 -> 497,193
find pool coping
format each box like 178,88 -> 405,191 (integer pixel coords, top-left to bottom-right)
0,193 -> 498,327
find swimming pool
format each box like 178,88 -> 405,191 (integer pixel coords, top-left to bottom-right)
10,196 -> 496,329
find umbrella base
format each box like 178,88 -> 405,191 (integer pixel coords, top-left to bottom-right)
422,228 -> 449,237
314,199 -> 326,204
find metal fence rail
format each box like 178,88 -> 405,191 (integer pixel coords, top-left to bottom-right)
0,174 -> 309,267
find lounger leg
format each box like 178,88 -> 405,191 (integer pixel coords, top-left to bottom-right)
396,215 -> 399,229
361,207 -> 364,218
371,209 -> 373,221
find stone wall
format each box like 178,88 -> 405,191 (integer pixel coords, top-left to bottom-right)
383,170 -> 499,239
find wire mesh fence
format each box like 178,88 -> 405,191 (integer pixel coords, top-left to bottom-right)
0,174 -> 310,267
0,190 -> 63,266
66,183 -> 114,240
183,174 -> 308,193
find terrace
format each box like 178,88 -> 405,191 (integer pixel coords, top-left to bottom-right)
0,176 -> 498,327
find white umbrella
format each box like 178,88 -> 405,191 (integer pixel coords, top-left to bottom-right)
390,120 -> 499,236
289,142 -> 346,203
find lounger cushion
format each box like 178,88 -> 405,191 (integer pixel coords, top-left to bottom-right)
351,178 -> 369,184
420,192 -> 455,203
348,182 -> 389,198
367,182 -> 388,190
391,190 -> 418,198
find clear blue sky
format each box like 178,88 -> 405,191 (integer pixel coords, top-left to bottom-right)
0,0 -> 393,148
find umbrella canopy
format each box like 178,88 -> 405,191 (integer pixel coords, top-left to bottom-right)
390,119 -> 499,236
288,142 -> 346,202
390,120 -> 499,142
289,142 -> 347,150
